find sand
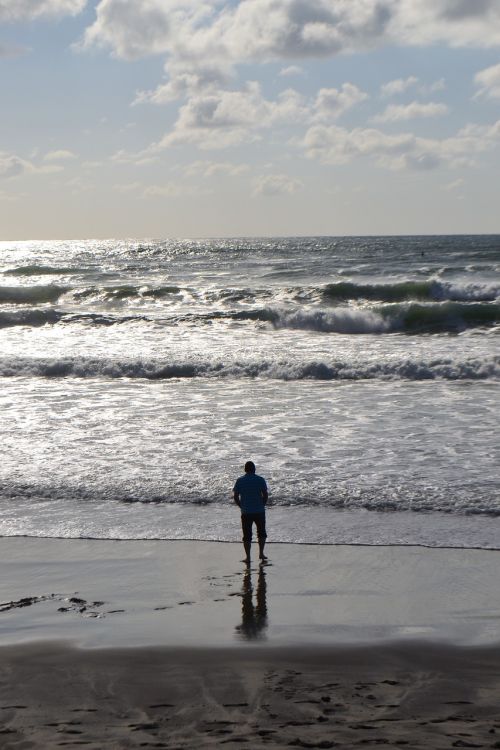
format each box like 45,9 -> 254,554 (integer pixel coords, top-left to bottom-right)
1,538 -> 500,748
2,642 -> 500,748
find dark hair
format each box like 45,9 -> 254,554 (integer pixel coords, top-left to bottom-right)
244,461 -> 256,474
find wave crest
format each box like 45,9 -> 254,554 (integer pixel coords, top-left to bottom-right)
268,302 -> 500,334
0,355 -> 497,381
323,279 -> 500,303
0,284 -> 68,304
3,265 -> 76,277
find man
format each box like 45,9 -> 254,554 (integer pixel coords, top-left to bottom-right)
233,461 -> 268,564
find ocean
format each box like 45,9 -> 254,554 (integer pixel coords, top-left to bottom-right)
0,235 -> 499,549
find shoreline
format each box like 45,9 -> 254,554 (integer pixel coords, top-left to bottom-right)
4,503 -> 500,550
3,532 -> 500,552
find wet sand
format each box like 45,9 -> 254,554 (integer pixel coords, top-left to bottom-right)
2,538 -> 500,647
2,538 -> 500,747
2,641 -> 500,748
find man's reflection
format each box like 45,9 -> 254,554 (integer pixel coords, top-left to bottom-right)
235,564 -> 268,640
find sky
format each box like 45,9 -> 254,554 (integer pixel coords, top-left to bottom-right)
1,0 -> 500,239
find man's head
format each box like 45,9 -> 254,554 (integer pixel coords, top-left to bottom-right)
244,460 -> 256,474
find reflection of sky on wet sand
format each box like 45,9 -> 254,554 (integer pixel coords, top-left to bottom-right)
235,565 -> 268,641
3,539 -> 500,648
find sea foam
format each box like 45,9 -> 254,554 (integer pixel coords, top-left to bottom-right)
0,355 -> 497,380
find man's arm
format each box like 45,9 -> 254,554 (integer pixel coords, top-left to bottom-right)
261,485 -> 268,505
233,490 -> 241,507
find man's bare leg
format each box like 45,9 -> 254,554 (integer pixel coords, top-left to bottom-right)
243,540 -> 251,564
258,537 -> 267,561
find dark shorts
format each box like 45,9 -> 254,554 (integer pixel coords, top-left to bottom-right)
241,513 -> 267,542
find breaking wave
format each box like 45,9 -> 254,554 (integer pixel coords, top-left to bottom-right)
253,302 -> 500,334
322,279 -> 500,303
1,478 -> 499,525
2,265 -> 77,277
267,302 -> 500,334
71,284 -> 182,301
0,309 -> 144,328
0,284 -> 68,304
0,355 -> 497,380
1,276 -> 498,308
1,301 -> 499,333
0,309 -> 64,327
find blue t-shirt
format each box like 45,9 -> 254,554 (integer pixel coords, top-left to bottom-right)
234,473 -> 268,514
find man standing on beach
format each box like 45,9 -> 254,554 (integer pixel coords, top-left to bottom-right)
233,461 -> 268,564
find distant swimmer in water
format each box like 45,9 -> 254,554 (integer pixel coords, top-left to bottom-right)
233,461 -> 269,564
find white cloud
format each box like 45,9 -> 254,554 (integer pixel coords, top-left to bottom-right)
64,176 -> 93,193
80,0 -> 173,59
313,83 -> 368,122
154,82 -> 306,150
474,62 -> 500,99
198,0 -> 500,65
183,160 -> 249,178
252,173 -> 303,196
279,65 -> 304,77
428,77 -> 446,93
0,153 -> 28,179
79,0 -> 218,60
0,151 -> 66,178
303,125 -> 415,167
0,0 -> 86,22
380,76 -> 446,98
302,118 -> 500,171
111,149 -> 158,166
44,149 -> 78,161
83,0 -> 500,69
380,76 -> 419,97
79,0 -> 500,162
389,0 -> 500,47
373,101 -> 449,122
139,80 -> 367,154
134,59 -> 234,105
442,178 -> 465,190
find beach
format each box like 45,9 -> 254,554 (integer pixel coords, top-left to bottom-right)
2,539 -> 500,747
0,236 -> 498,746
3,640 -> 500,749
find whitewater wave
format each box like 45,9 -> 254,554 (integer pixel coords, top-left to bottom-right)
0,354 -> 497,380
1,477 -> 499,521
1,301 -> 499,333
323,279 -> 500,303
2,275 -> 498,308
264,302 -> 500,334
72,284 -> 183,301
272,302 -> 500,334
